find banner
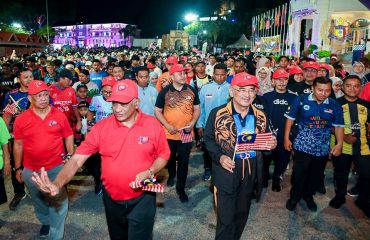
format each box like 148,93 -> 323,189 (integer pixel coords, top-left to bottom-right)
260,35 -> 281,52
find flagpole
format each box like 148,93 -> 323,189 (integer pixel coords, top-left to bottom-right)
283,3 -> 288,55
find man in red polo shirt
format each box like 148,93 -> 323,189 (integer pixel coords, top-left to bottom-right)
49,69 -> 79,127
13,80 -> 73,239
32,80 -> 170,240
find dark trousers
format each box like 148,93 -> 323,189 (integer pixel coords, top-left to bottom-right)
167,140 -> 192,191
84,153 -> 101,186
263,144 -> 291,182
332,154 -> 353,198
102,188 -> 156,240
10,155 -> 25,195
202,143 -> 212,170
353,155 -> 370,204
290,150 -> 327,201
215,157 -> 256,240
0,168 -> 6,202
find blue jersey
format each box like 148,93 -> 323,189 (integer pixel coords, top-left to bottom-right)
89,71 -> 108,90
263,90 -> 296,141
3,89 -> 29,111
284,93 -> 344,156
196,81 -> 230,128
89,95 -> 112,123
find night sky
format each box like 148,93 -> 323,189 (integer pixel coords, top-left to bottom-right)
1,0 -> 288,37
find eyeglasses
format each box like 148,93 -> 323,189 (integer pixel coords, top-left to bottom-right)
258,72 -> 267,75
303,68 -> 318,73
233,87 -> 257,95
102,91 -> 112,95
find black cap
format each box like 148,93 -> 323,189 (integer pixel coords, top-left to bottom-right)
77,101 -> 89,108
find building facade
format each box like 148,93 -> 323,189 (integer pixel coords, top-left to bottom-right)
53,23 -> 138,48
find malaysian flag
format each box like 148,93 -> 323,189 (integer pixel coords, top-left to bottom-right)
235,132 -> 274,152
129,178 -> 165,193
3,102 -> 18,115
179,129 -> 193,143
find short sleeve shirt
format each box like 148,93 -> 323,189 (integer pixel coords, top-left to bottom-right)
89,95 -> 112,123
49,85 -> 78,123
155,84 -> 200,140
13,107 -> 73,171
284,93 -> 344,156
75,112 -> 170,201
0,117 -> 11,169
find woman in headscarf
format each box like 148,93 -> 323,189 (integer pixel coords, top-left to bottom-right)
350,61 -> 369,86
330,76 -> 344,98
256,57 -> 273,72
256,66 -> 273,95
149,72 -> 159,88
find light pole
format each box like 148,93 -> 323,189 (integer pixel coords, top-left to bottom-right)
46,0 -> 49,42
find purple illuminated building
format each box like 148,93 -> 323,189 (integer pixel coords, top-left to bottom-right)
53,23 -> 138,48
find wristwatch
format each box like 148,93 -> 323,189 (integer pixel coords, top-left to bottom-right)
13,166 -> 23,172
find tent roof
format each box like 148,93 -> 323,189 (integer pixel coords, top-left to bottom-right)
226,34 -> 251,49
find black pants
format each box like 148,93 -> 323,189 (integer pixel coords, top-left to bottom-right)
332,154 -> 353,198
10,154 -> 25,195
290,150 -> 327,201
202,143 -> 212,170
0,168 -> 6,202
84,153 -> 101,186
102,188 -> 156,240
353,155 -> 370,204
215,157 -> 257,240
167,140 -> 192,191
263,144 -> 291,182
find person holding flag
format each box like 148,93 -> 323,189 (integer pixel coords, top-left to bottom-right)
203,72 -> 277,240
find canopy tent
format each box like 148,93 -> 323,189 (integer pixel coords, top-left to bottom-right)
226,34 -> 252,49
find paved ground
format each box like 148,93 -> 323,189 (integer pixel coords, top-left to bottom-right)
0,150 -> 369,240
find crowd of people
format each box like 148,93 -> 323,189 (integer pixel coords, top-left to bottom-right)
0,46 -> 370,239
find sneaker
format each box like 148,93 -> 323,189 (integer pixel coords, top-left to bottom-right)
272,181 -> 281,192
202,169 -> 211,181
286,198 -> 298,211
329,196 -> 345,209
95,182 -> 103,196
304,197 -> 317,212
167,177 -> 175,187
9,193 -> 26,211
39,225 -> 50,237
176,189 -> 189,203
347,186 -> 358,197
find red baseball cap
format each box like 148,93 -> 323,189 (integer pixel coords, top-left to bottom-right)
319,63 -> 330,72
289,66 -> 303,75
102,76 -> 117,87
231,72 -> 259,88
302,61 -> 319,70
107,80 -> 138,104
147,63 -> 155,69
169,64 -> 186,75
166,56 -> 178,65
272,69 -> 289,79
28,80 -> 49,95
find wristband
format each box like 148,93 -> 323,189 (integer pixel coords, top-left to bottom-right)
13,166 -> 23,172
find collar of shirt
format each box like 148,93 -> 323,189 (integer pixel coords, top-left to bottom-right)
113,110 -> 144,128
169,83 -> 188,92
308,93 -> 329,104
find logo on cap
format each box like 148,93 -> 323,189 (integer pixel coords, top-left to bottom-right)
36,82 -> 43,87
118,85 -> 126,91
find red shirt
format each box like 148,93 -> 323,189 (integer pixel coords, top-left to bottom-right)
49,85 -> 78,123
360,83 -> 370,102
13,107 -> 73,171
76,111 -> 170,201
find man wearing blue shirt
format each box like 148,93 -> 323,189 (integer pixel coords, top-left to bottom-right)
90,59 -> 108,90
137,67 -> 158,116
284,77 -> 344,212
262,69 -> 296,192
196,63 -> 230,180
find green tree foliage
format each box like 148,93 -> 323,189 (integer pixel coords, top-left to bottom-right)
35,25 -> 55,37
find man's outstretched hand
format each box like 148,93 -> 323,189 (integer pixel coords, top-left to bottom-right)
32,167 -> 60,196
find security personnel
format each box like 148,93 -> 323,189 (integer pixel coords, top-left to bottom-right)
284,77 -> 344,212
204,72 -> 276,240
32,80 -> 171,239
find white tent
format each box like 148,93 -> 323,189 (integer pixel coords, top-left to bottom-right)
226,34 -> 252,49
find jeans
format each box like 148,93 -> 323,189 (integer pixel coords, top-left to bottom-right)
23,165 -> 68,240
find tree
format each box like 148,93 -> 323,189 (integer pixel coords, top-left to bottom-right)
35,25 -> 55,38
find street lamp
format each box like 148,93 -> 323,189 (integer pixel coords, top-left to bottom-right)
185,13 -> 198,22
12,22 -> 22,28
